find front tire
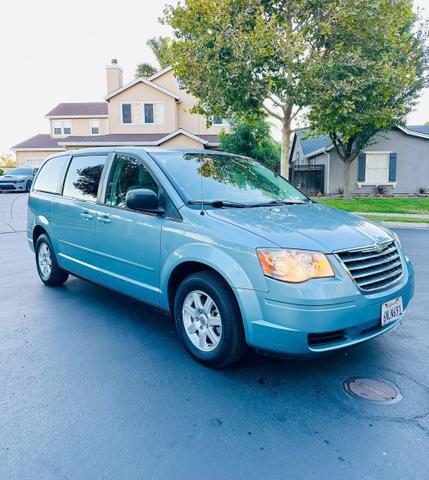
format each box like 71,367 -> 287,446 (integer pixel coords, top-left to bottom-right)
174,271 -> 247,368
25,180 -> 32,192
35,234 -> 69,286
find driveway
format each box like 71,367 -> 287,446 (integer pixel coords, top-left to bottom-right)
1,193 -> 428,480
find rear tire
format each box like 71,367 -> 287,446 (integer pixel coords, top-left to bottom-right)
35,234 -> 69,286
174,271 -> 247,368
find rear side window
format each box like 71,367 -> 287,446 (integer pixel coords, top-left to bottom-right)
63,155 -> 107,202
33,155 -> 68,194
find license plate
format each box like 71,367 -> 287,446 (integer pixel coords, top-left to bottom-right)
381,297 -> 403,326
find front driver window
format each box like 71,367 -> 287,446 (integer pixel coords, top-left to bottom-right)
106,154 -> 158,208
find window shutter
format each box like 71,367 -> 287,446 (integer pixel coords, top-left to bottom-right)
389,152 -> 397,182
357,152 -> 366,182
154,103 -> 164,124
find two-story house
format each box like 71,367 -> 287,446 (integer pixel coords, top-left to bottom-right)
12,60 -> 228,166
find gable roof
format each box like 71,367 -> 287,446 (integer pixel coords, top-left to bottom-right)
57,129 -> 220,147
12,130 -> 220,151
46,102 -> 108,117
147,66 -> 174,81
294,125 -> 429,159
104,77 -> 181,101
11,134 -> 64,151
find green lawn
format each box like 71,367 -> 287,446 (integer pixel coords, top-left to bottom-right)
318,197 -> 429,215
359,215 -> 429,224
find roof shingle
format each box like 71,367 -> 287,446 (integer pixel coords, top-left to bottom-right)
46,102 -> 108,117
12,134 -> 63,150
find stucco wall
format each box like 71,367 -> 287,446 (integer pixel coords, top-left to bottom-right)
160,134 -> 203,149
49,118 -> 108,136
108,82 -> 177,134
153,70 -> 230,136
328,129 -> 429,194
15,150 -> 64,167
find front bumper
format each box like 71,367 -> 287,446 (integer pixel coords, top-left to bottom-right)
0,182 -> 26,191
235,253 -> 415,355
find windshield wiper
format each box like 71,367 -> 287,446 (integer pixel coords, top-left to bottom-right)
187,200 -> 248,208
267,199 -> 311,205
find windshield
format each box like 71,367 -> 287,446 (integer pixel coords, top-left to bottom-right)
7,168 -> 32,175
152,152 -> 308,205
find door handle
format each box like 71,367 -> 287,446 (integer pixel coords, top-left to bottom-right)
80,211 -> 94,220
97,214 -> 111,224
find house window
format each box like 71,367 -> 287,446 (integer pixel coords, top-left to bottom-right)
365,152 -> 390,183
121,102 -> 164,125
52,120 -> 72,136
90,119 -> 100,135
212,116 -> 228,126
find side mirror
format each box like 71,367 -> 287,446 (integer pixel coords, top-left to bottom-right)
125,188 -> 164,216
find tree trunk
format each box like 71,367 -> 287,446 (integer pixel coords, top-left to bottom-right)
343,157 -> 352,198
281,120 -> 292,179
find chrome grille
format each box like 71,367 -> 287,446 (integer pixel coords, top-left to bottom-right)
336,240 -> 403,292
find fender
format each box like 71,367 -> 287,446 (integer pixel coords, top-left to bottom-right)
159,242 -> 267,310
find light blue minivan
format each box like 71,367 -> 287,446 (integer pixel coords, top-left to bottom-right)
28,148 -> 414,367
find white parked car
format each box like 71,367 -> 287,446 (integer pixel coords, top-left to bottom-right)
0,167 -> 38,192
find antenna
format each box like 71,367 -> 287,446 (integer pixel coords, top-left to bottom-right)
200,162 -> 205,216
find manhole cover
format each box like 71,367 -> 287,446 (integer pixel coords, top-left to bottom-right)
343,377 -> 402,404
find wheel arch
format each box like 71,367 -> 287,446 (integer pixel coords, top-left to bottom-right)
166,261 -> 232,317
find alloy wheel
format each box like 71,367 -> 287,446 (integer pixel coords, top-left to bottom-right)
38,242 -> 52,280
182,290 -> 222,352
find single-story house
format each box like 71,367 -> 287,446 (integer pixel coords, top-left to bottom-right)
289,126 -> 429,195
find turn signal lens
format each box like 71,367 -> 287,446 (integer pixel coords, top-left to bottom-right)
257,249 -> 334,283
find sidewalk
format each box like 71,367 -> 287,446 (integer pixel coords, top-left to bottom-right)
354,211 -> 429,219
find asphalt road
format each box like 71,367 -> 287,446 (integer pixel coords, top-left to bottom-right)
1,192 -> 428,480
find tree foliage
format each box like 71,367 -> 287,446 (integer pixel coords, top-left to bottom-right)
164,0 -> 428,190
163,0 -> 334,177
135,62 -> 157,78
135,36 -> 173,78
0,154 -> 16,167
305,0 -> 428,196
220,119 -> 280,170
147,36 -> 174,68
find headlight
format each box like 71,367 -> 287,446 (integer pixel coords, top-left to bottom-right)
16,179 -> 25,183
257,249 -> 334,283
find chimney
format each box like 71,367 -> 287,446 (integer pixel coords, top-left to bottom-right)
106,59 -> 123,94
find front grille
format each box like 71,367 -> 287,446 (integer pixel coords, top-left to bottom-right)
336,240 -> 403,292
0,184 -> 15,190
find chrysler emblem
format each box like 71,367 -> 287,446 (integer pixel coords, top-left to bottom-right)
375,242 -> 383,253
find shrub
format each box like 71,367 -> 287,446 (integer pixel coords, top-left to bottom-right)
375,185 -> 388,195
417,186 -> 427,194
0,168 -> 4,176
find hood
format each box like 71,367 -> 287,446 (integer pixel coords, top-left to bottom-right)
0,174 -> 26,180
208,202 -> 392,252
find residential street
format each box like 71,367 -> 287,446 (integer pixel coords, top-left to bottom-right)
0,192 -> 428,480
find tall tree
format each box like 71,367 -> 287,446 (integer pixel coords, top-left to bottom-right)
164,0 -> 337,178
220,119 -> 280,170
135,36 -> 173,78
135,62 -> 157,78
147,36 -> 174,69
306,0 -> 428,197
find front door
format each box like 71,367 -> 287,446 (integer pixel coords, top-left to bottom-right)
51,153 -> 108,279
94,153 -> 163,307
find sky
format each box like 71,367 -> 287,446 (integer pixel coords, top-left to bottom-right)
1,0 -> 428,155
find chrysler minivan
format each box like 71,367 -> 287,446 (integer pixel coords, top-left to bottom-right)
28,148 -> 414,367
